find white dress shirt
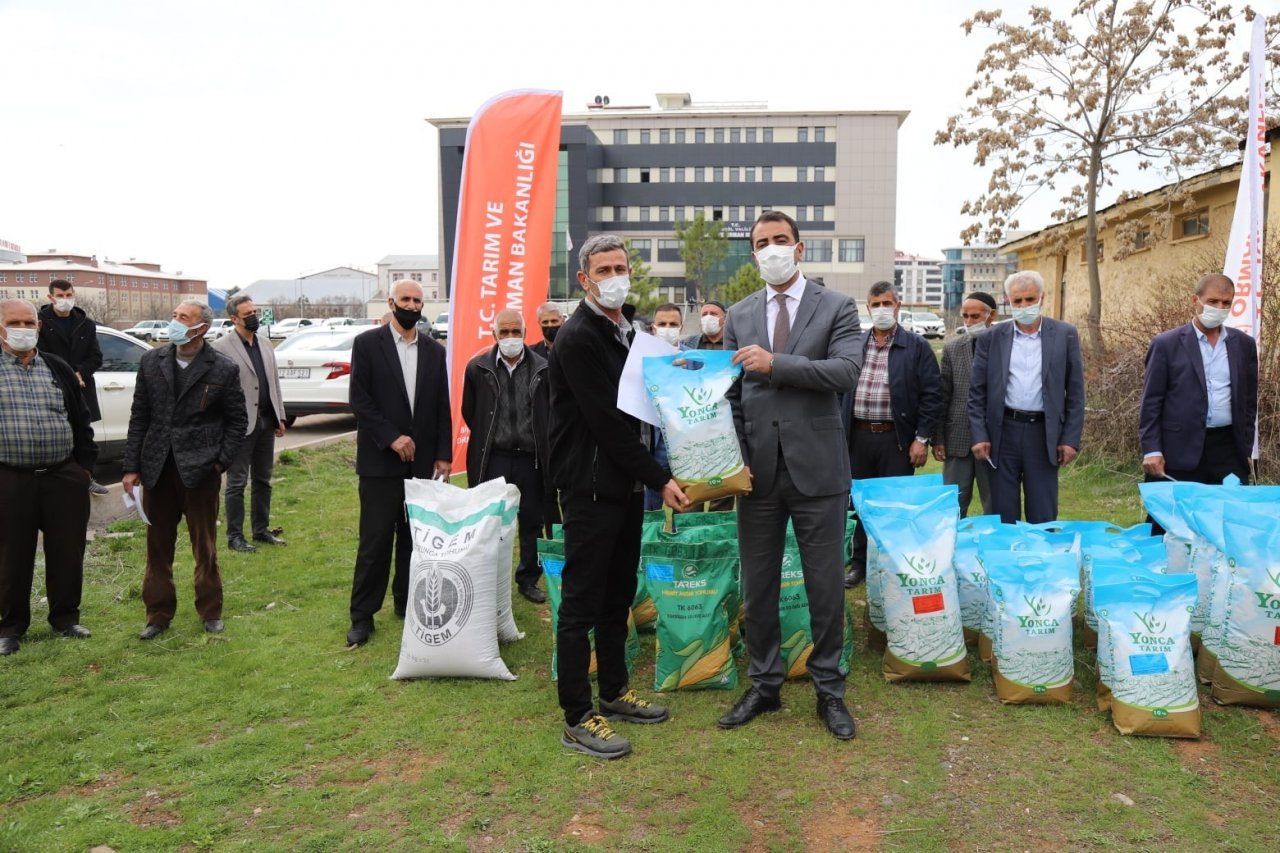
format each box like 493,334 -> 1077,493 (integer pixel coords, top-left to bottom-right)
1005,323 -> 1044,412
765,273 -> 807,346
393,329 -> 419,416
1195,326 -> 1232,427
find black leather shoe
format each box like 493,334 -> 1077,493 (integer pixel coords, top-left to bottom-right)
0,637 -> 19,655
228,537 -> 256,553
717,686 -> 782,729
252,532 -> 287,546
518,583 -> 548,604
139,623 -> 169,641
57,624 -> 92,639
346,624 -> 372,647
817,695 -> 857,740
203,619 -> 225,634
843,565 -> 866,588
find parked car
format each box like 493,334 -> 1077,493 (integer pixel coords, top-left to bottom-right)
121,319 -> 170,342
268,317 -> 317,340
206,318 -> 236,340
275,328 -> 363,425
92,325 -> 154,459
900,310 -> 946,339
432,312 -> 449,340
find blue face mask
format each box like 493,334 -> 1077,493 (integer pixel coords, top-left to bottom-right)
168,318 -> 204,346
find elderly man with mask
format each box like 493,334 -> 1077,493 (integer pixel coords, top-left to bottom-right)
681,301 -> 727,350
0,300 -> 98,655
462,308 -> 550,604
933,291 -> 998,517
531,302 -> 563,360
123,301 -> 247,639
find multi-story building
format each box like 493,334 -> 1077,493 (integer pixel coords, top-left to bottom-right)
376,254 -> 441,301
0,250 -> 207,325
893,251 -> 944,308
431,93 -> 907,304
939,243 -> 1020,311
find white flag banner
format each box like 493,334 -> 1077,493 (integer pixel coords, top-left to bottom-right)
1222,14 -> 1266,340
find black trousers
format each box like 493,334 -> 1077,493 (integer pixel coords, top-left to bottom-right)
0,459 -> 91,638
557,491 -> 642,725
993,416 -> 1058,524
224,416 -> 276,541
480,450 -> 543,587
350,476 -> 411,628
848,429 -> 914,572
1145,427 -> 1250,535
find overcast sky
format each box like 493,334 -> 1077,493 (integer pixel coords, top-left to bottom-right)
0,0 -> 1257,289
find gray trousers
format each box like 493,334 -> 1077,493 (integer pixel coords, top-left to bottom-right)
738,455 -> 847,700
943,452 -> 995,518
224,417 -> 276,541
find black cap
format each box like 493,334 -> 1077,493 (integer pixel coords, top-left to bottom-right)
965,291 -> 998,311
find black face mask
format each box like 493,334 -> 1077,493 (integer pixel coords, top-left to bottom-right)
392,305 -> 422,329
541,324 -> 559,343
242,315 -> 260,332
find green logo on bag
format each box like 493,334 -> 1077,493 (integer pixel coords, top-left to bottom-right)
1033,685 -> 1047,694
709,476 -> 723,486
1153,708 -> 1169,718
682,564 -> 699,579
683,385 -> 714,406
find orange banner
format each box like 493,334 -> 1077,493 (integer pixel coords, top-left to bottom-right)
447,89 -> 563,475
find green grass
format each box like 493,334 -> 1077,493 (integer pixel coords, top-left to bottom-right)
2,443 -> 1275,852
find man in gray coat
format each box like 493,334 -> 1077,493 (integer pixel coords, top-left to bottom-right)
720,211 -> 862,740
933,291 -> 997,517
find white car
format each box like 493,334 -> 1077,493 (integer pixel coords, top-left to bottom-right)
900,310 -> 946,339
122,319 -> 170,342
93,326 -> 154,459
268,317 -> 317,340
274,327 -> 364,425
432,312 -> 449,340
206,318 -> 236,340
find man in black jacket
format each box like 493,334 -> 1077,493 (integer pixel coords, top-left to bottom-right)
346,279 -> 452,647
36,279 -> 109,495
122,301 -> 247,639
462,308 -> 550,603
549,234 -> 689,760
841,280 -> 943,587
0,300 -> 99,656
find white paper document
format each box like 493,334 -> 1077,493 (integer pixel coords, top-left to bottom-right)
122,485 -> 151,526
617,329 -> 678,427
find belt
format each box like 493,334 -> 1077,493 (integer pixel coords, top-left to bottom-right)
1004,407 -> 1044,423
0,457 -> 70,476
853,419 -> 895,433
1205,425 -> 1233,433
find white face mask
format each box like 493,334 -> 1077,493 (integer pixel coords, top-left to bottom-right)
497,337 -> 524,358
54,298 -> 75,313
1197,300 -> 1230,329
591,275 -> 631,310
869,307 -> 897,331
3,327 -> 38,352
654,326 -> 682,345
755,244 -> 799,286
700,314 -> 722,336
1010,303 -> 1042,326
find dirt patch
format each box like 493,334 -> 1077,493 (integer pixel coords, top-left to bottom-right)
803,807 -> 881,851
1172,736 -> 1220,764
294,748 -> 447,788
1249,709 -> 1280,739
737,801 -> 772,853
58,770 -> 133,797
559,812 -> 613,844
123,789 -> 182,829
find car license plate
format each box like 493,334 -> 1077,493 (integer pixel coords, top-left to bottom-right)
278,367 -> 310,379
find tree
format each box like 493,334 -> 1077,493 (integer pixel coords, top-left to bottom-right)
676,212 -> 729,304
936,2 -> 1278,357
625,239 -> 665,318
718,262 -> 766,307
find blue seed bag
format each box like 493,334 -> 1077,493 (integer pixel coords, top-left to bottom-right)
1215,519 -> 1280,708
984,552 -> 1080,704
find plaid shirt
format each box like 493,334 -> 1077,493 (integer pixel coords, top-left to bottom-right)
0,351 -> 75,468
852,329 -> 894,422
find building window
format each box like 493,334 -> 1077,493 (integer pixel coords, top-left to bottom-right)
746,127 -> 757,143
675,128 -> 686,144
659,206 -> 670,221
411,273 -> 422,282
712,207 -> 724,221
613,129 -> 628,144
762,166 -> 772,182
815,127 -> 826,143
658,239 -> 681,262
659,128 -> 670,143
763,127 -> 773,143
692,167 -> 703,182
730,128 -> 741,143
798,127 -> 809,143
674,205 -> 687,221
1134,229 -> 1151,250
639,207 -> 651,222
630,239 -> 651,261
728,206 -> 739,221
746,167 -> 756,183
615,206 -> 627,222
616,168 -> 629,183
695,128 -> 706,144
640,169 -> 651,183
797,166 -> 808,182
714,127 -> 724,143
744,205 -> 756,220
797,205 -> 808,221
1179,211 -> 1209,237
640,129 -> 651,144
813,206 -> 825,222
839,239 -> 865,262
814,166 -> 825,182
432,272 -> 438,282
675,167 -> 686,183
661,167 -> 671,183
0,274 -> 5,283
713,166 -> 724,182
805,239 -> 833,263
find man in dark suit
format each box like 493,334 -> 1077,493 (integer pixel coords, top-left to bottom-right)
841,280 -> 942,587
720,211 -> 862,740
346,279 -> 452,648
968,271 -> 1084,524
36,278 -> 109,495
122,301 -> 247,639
1139,273 -> 1257,498
530,302 -> 562,360
933,291 -> 998,517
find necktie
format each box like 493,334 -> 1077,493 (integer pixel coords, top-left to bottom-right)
772,293 -> 790,353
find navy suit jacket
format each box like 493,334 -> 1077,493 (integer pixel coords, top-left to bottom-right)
349,325 -> 452,478
967,317 -> 1085,467
840,327 -> 943,454
1138,323 -> 1258,470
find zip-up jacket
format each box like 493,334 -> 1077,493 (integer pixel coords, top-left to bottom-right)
461,343 -> 549,486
